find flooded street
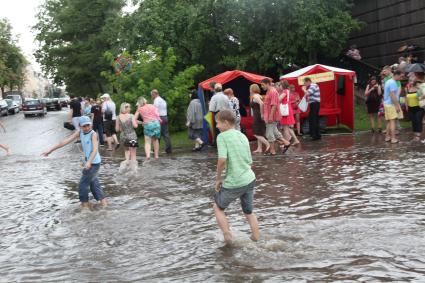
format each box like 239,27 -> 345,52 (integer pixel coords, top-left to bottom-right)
1,111 -> 425,282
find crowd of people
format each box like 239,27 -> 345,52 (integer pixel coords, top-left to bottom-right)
364,63 -> 425,143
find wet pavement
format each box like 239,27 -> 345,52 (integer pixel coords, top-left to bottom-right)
1,111 -> 425,282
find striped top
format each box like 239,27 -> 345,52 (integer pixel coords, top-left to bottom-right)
217,129 -> 255,188
307,83 -> 321,103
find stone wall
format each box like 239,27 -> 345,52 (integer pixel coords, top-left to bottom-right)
349,0 -> 425,67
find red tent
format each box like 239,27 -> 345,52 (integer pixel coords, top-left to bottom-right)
280,64 -> 356,130
198,70 -> 272,140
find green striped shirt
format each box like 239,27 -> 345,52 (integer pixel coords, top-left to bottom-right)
217,129 -> 256,188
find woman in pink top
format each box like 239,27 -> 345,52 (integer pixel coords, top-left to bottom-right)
133,96 -> 161,161
278,81 -> 300,145
289,84 -> 302,136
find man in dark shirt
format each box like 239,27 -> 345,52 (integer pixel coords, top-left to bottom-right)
69,95 -> 82,131
91,99 -> 105,146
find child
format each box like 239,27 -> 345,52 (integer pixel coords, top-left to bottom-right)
42,116 -> 107,208
0,121 -> 11,155
213,109 -> 260,244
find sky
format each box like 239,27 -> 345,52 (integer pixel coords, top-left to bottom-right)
0,0 -> 44,72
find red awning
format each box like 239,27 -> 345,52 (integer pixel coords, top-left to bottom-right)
199,70 -> 272,90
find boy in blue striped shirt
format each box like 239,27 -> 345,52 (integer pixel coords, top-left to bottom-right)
42,116 -> 107,208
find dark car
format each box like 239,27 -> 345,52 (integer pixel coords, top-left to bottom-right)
0,100 -> 8,116
4,99 -> 20,114
45,98 -> 62,111
22,99 -> 47,117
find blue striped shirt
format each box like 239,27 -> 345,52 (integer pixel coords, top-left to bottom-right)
307,83 -> 321,103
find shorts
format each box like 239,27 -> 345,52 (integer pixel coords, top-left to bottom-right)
384,104 -> 403,121
144,120 -> 161,138
214,180 -> 256,214
103,120 -> 116,137
265,122 -> 283,142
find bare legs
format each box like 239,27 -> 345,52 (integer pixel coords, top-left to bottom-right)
385,119 -> 398,142
369,113 -> 376,130
144,136 -> 159,160
0,144 -> 10,155
213,204 -> 260,244
295,114 -> 301,135
253,135 -> 270,153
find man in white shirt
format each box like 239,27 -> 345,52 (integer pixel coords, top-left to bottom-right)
151,89 -> 172,153
100,93 -> 120,151
208,83 -> 230,145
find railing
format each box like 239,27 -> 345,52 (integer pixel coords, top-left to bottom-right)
320,55 -> 381,88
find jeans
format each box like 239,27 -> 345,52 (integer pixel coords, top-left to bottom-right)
92,121 -> 104,145
408,106 -> 424,133
78,164 -> 105,203
309,102 -> 321,139
160,116 -> 172,153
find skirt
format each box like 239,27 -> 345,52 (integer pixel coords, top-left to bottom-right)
143,120 -> 161,138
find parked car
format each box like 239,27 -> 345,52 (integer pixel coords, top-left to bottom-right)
45,98 -> 62,111
59,97 -> 69,108
22,99 -> 47,117
4,99 -> 20,114
5,94 -> 23,108
0,100 -> 8,116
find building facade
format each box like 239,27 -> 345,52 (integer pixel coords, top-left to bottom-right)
349,0 -> 425,67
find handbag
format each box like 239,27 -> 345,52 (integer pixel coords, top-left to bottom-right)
298,96 -> 308,113
279,90 -> 290,116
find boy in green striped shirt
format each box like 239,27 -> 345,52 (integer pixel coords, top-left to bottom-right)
213,109 -> 260,244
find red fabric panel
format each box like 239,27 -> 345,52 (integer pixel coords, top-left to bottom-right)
199,70 -> 272,90
282,66 -> 355,130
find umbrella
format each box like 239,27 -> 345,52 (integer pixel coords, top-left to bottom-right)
405,63 -> 425,73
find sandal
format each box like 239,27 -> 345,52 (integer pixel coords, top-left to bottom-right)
281,144 -> 291,154
391,139 -> 399,144
384,137 -> 391,142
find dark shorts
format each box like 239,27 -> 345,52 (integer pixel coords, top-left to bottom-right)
214,180 -> 256,214
103,120 -> 116,137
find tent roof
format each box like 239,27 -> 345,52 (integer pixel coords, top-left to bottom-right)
199,70 -> 272,90
280,64 -> 356,80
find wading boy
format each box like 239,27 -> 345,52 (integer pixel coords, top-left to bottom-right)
213,109 -> 260,244
42,116 -> 107,208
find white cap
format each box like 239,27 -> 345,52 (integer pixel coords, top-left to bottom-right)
100,93 -> 110,99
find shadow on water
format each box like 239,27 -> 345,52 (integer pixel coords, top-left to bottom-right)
1,110 -> 425,281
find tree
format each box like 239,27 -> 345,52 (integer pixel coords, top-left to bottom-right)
120,0 -> 360,77
34,0 -> 125,97
0,18 -> 27,97
102,47 -> 204,132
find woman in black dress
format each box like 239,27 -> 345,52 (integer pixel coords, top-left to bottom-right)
365,76 -> 383,132
249,84 -> 270,153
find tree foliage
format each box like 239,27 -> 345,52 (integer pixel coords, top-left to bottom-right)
34,0 -> 125,97
121,0 -> 360,77
0,18 -> 27,96
102,47 -> 204,132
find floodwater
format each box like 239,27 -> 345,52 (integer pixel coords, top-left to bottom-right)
1,111 -> 425,282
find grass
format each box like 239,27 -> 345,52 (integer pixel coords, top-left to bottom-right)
354,102 -> 410,131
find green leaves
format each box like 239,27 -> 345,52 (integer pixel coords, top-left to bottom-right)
102,47 -> 203,132
34,0 -> 126,96
0,18 -> 26,94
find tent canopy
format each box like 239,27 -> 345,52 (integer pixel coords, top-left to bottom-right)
199,70 -> 272,90
281,64 -> 356,79
280,64 -> 356,130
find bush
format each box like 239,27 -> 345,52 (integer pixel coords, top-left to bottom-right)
102,47 -> 204,132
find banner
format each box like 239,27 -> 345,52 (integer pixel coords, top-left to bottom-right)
298,72 -> 335,85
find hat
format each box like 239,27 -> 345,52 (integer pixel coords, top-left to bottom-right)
100,93 -> 110,99
79,116 -> 92,126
